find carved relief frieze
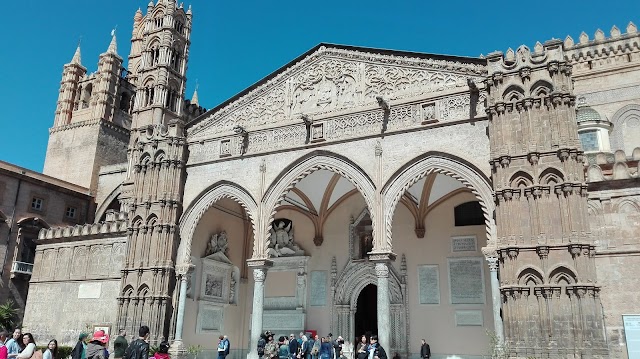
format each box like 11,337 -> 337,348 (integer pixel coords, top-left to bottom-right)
188,46 -> 485,140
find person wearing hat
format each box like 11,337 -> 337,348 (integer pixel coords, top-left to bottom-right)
71,333 -> 89,359
85,330 -> 109,359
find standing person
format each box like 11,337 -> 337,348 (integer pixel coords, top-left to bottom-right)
277,337 -> 290,359
151,342 -> 170,359
222,335 -> 230,359
43,340 -> 58,359
71,333 -> 88,359
287,334 -> 298,359
263,334 -> 277,359
0,331 -> 9,359
311,335 -> 320,359
86,330 -> 109,359
299,336 -> 309,359
319,338 -> 332,359
356,336 -> 367,359
5,329 -> 22,357
419,340 -> 430,359
123,326 -> 150,359
257,331 -> 269,359
366,336 -> 386,359
114,330 -> 128,359
217,336 -> 226,359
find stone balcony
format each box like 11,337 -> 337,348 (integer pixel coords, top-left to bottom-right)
10,261 -> 34,277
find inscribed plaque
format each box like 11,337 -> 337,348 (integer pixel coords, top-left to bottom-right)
196,302 -> 224,333
623,315 -> 640,359
78,283 -> 101,299
455,310 -> 483,326
451,235 -> 477,252
417,265 -> 440,304
309,271 -> 327,306
448,257 -> 485,304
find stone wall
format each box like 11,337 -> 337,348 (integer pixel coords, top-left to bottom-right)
23,235 -> 126,346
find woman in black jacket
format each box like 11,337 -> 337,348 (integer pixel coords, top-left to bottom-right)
419,339 -> 430,359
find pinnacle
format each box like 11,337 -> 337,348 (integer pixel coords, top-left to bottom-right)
191,85 -> 199,106
71,45 -> 82,65
107,30 -> 118,54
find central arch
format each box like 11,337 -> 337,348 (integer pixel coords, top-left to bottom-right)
260,151 -> 376,258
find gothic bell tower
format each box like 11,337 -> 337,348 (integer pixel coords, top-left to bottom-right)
485,41 -> 608,357
116,0 -> 193,343
43,34 -> 134,194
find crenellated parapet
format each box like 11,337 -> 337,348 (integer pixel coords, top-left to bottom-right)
585,148 -> 640,182
38,210 -> 127,241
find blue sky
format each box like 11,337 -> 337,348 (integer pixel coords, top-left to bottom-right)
1,0 -> 638,172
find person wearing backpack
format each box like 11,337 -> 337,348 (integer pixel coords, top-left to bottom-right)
123,326 -> 150,359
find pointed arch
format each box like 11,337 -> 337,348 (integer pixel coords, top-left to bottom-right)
95,184 -> 123,222
517,266 -> 544,286
178,181 -> 258,265
382,152 -> 495,250
509,171 -> 534,188
260,150 -> 376,258
548,265 -> 577,285
530,80 -> 553,98
538,167 -> 565,185
502,85 -> 525,102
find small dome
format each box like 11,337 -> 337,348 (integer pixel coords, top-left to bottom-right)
576,97 -> 606,123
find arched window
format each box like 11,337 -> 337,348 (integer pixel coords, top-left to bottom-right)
74,85 -> 82,110
81,83 -> 92,109
454,201 -> 484,226
119,93 -> 131,113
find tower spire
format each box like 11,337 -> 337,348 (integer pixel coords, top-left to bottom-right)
192,82 -> 199,106
107,28 -> 118,54
71,44 -> 82,65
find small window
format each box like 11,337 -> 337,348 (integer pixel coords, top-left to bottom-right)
65,206 -> 77,219
579,131 -> 599,152
31,197 -> 44,211
454,201 -> 485,226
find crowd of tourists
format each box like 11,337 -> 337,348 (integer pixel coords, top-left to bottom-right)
255,332 -> 431,359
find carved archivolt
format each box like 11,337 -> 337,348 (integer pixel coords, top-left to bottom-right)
382,153 -> 495,248
177,181 -> 258,265
260,151 -> 376,258
333,261 -> 404,309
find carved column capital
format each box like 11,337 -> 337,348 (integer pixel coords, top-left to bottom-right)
375,262 -> 389,278
252,268 -> 267,283
175,262 -> 195,277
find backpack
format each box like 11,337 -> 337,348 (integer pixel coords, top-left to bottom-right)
258,338 -> 266,356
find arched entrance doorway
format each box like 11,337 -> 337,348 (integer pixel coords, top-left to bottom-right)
354,284 -> 377,339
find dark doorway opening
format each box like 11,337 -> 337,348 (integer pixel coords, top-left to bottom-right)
354,284 -> 378,340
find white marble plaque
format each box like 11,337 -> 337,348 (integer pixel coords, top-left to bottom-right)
448,257 -> 485,304
78,283 -> 101,299
623,315 -> 640,359
451,235 -> 477,252
196,302 -> 224,333
309,271 -> 327,306
455,310 -> 484,326
417,265 -> 440,304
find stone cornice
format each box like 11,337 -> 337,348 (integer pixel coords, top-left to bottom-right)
49,118 -> 131,137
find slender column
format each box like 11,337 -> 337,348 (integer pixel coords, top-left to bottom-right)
174,276 -> 188,340
486,253 -> 504,344
248,267 -> 268,359
375,262 -> 391,348
170,263 -> 193,359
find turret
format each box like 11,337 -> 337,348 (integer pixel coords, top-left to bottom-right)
53,45 -> 86,127
91,32 -> 124,123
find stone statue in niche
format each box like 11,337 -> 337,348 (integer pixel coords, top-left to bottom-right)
360,233 -> 373,259
267,219 -> 304,257
204,231 -> 231,263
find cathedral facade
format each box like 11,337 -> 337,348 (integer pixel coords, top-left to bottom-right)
15,1 -> 640,358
